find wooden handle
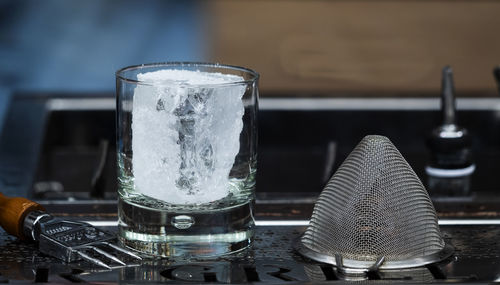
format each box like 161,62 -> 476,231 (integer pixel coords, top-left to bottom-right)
0,193 -> 45,239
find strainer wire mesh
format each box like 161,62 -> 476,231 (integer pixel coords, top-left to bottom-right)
300,135 -> 450,268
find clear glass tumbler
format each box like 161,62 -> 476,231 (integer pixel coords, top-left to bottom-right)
115,63 -> 259,257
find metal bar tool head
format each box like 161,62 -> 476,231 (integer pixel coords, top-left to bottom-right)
0,193 -> 141,269
23,210 -> 142,269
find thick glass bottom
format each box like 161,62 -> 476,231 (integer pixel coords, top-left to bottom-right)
118,196 -> 254,257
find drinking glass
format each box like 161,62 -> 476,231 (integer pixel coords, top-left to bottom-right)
115,62 -> 259,257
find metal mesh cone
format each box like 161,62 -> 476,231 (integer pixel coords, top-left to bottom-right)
297,135 -> 453,270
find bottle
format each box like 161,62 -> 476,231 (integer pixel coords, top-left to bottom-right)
426,66 -> 475,197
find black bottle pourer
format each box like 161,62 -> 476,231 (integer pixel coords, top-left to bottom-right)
426,66 -> 475,196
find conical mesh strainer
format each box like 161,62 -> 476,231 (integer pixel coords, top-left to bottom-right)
296,135 -> 453,270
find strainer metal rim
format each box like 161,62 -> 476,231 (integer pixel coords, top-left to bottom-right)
294,238 -> 454,270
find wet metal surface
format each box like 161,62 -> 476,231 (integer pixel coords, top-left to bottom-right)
3,95 -> 500,283
1,223 -> 500,283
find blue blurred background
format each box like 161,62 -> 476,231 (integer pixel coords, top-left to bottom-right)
0,0 -> 206,92
1,0 -> 499,96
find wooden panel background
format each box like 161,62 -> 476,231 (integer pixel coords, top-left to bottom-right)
207,0 -> 500,96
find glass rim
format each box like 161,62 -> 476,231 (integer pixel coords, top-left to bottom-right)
116,62 -> 259,87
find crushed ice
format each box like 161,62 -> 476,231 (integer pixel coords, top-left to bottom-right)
132,69 -> 245,204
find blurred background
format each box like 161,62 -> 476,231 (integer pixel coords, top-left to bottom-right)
1,0 -> 499,95
0,0 -> 206,92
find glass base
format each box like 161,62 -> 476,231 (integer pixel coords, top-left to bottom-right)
117,197 -> 254,258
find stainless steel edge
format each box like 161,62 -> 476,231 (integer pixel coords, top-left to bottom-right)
294,240 -> 455,270
46,97 -> 500,111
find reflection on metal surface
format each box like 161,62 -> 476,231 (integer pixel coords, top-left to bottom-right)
46,97 -> 500,111
1,224 -> 499,282
259,98 -> 500,111
47,98 -> 115,111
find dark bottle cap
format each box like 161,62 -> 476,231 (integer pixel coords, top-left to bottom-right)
427,66 -> 473,170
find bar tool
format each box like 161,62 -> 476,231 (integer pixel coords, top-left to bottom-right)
426,66 -> 475,197
0,193 -> 141,269
295,135 -> 453,275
